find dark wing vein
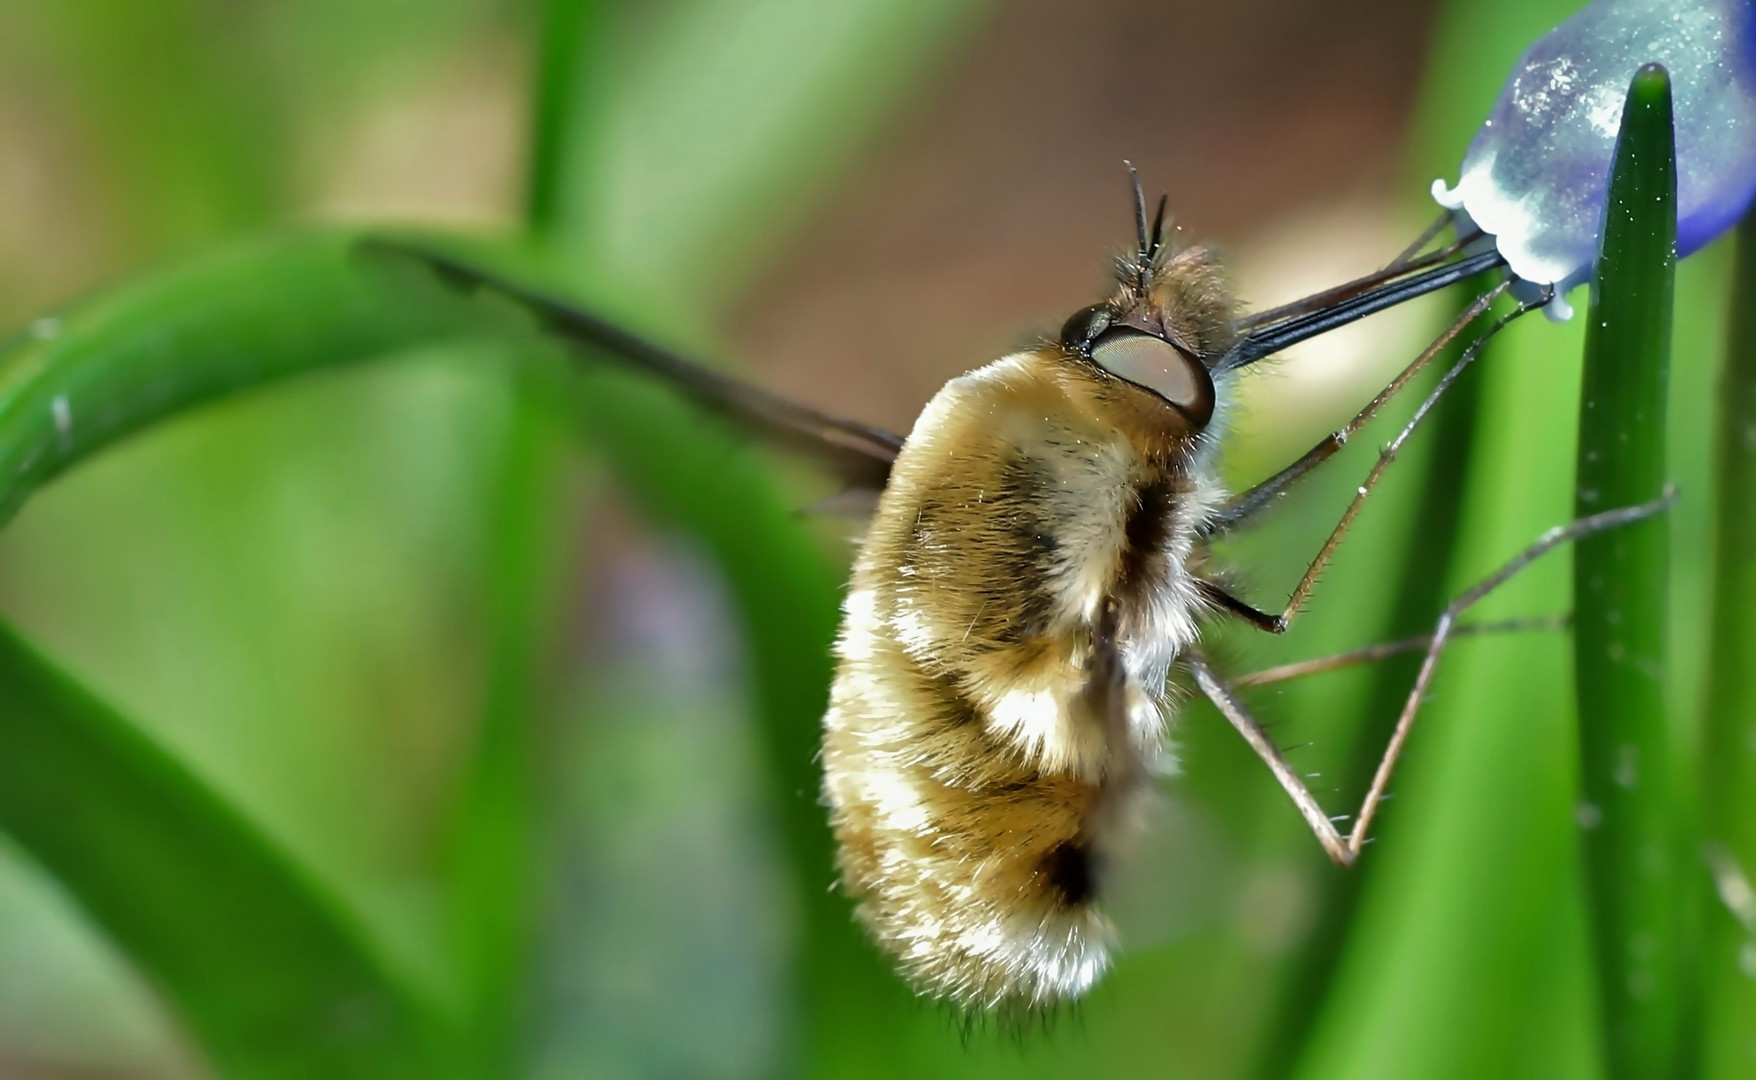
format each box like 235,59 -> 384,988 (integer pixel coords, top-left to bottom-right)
364,239 -> 903,492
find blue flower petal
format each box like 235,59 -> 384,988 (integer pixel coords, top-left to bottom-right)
1433,0 -> 1756,315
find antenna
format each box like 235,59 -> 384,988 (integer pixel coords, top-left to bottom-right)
1124,161 -> 1152,289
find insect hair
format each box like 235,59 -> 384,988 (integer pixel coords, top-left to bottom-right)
944,989 -> 1089,1048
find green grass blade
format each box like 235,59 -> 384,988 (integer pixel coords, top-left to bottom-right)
0,617 -> 454,1080
1700,212 -> 1756,1077
1574,64 -> 1681,1080
0,231 -> 544,1074
440,393 -> 576,1076
526,0 -> 605,236
436,4 -> 608,1069
0,231 -> 504,527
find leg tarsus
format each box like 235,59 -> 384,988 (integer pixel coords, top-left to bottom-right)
1197,579 -> 1287,634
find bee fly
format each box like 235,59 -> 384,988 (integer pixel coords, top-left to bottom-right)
370,167 -> 1669,1012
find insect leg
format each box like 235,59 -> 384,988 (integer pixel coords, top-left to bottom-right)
1197,494 -> 1672,866
1187,650 -> 1356,866
1384,208 -> 1461,272
1086,601 -> 1129,750
1341,491 -> 1674,859
1086,599 -> 1146,829
1195,579 -> 1282,632
1213,286 -> 1554,635
1228,614 -> 1569,688
1208,279 -> 1511,538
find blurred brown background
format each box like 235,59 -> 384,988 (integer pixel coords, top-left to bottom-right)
736,0 -> 1437,434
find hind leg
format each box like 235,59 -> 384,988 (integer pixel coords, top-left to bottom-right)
1189,492 -> 1674,866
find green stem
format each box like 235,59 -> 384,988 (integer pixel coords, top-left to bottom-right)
440,2 -> 606,1068
1699,212 -> 1756,1078
442,398 -> 572,1075
1574,63 -> 1680,1080
525,0 -> 603,242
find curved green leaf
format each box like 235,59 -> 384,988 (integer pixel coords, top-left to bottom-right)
0,231 -> 523,1078
0,617 -> 454,1080
0,232 -> 498,529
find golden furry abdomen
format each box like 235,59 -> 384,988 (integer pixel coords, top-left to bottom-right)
820,352 -> 1210,1010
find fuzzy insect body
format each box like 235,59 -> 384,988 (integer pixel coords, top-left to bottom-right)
821,248 -> 1236,1009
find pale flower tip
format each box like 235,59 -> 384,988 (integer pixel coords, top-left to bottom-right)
1431,177 -> 1465,210
1509,276 -> 1580,322
1433,0 -> 1756,293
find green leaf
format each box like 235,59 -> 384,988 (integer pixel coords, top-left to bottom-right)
438,390 -> 577,1076
1699,214 -> 1756,1078
0,231 -> 504,528
1574,64 -> 1680,1080
526,0 -> 607,236
0,231 -> 533,1076
0,617 -> 454,1080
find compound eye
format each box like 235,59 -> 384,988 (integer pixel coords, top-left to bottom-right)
1058,304 -> 1112,353
1089,329 -> 1215,426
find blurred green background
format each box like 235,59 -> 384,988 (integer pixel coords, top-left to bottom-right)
0,0 -> 1741,1077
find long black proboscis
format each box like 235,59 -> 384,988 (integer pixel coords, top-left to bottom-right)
363,239 -> 905,489
1220,247 -> 1507,371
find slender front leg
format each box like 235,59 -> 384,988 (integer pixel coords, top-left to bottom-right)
1210,288 -> 1560,641
1207,281 -> 1510,538
1190,493 -> 1675,865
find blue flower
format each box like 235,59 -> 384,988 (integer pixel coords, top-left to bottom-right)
1433,0 -> 1756,318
